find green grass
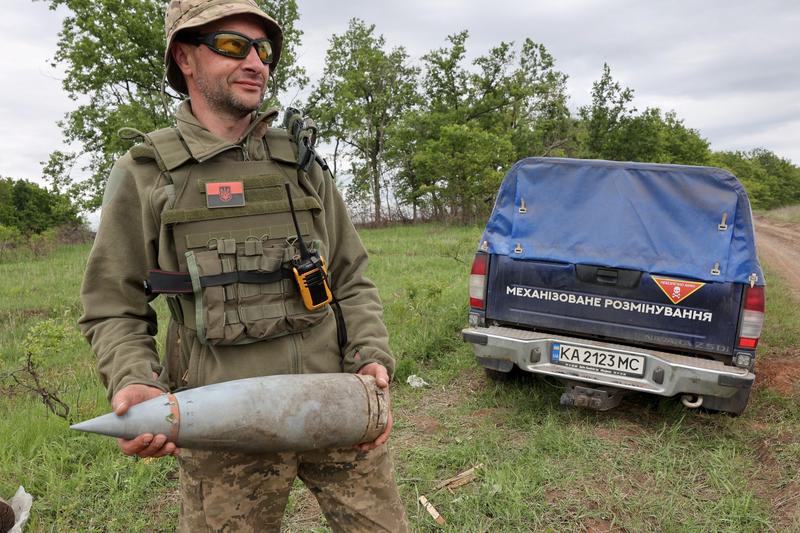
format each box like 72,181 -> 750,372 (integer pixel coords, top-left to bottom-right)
1,222 -> 799,532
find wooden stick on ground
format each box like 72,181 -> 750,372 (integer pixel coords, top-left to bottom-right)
418,495 -> 445,525
434,463 -> 484,491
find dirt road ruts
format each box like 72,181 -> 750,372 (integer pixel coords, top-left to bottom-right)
752,215 -> 800,397
754,216 -> 800,302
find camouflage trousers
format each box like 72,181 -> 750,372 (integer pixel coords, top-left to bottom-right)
177,444 -> 409,532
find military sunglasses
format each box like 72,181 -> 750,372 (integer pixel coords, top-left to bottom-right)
185,31 -> 274,64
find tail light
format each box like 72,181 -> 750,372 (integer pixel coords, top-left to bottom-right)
737,286 -> 765,349
469,253 -> 488,309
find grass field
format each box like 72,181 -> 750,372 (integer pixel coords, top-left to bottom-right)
760,205 -> 800,224
1,223 -> 799,532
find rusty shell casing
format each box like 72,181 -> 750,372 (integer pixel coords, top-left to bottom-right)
71,373 -> 388,453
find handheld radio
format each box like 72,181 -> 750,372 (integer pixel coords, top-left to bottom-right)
284,183 -> 333,311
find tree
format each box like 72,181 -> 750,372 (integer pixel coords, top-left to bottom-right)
509,40 -> 573,159
411,124 -> 513,223
386,32 -> 571,221
748,149 -> 800,207
659,111 -> 710,165
578,63 -> 635,159
37,0 -> 306,211
307,19 -> 419,223
578,64 -> 710,165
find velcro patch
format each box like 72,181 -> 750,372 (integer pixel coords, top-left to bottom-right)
206,182 -> 245,208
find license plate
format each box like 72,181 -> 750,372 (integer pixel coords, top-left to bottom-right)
551,343 -> 645,378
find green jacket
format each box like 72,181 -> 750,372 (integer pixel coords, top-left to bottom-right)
79,102 -> 394,400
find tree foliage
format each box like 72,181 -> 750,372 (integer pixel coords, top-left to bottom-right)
307,19 -> 418,223
410,123 -> 513,222
711,149 -> 800,210
384,32 -> 571,222
0,178 -> 81,235
578,64 -> 709,165
578,63 -> 635,158
38,0 -> 306,211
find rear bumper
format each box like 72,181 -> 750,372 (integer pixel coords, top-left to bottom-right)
462,326 -> 753,399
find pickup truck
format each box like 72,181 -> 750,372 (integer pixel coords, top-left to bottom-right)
462,158 -> 765,415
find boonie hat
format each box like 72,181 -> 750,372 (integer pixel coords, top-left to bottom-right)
164,0 -> 284,94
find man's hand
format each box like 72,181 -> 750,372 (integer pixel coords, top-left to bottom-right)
355,362 -> 392,452
111,383 -> 180,458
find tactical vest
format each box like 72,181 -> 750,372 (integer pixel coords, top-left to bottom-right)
129,122 -> 332,346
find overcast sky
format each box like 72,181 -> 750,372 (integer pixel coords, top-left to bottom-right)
1,0 -> 798,187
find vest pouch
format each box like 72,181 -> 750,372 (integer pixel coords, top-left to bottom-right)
236,244 -> 290,339
186,241 -> 330,345
239,243 -> 330,339
185,248 -> 247,344
283,293 -> 331,332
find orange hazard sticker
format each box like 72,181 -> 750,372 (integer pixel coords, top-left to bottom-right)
652,276 -> 706,305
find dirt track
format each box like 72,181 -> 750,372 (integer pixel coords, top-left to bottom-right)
754,216 -> 800,302
753,216 -> 800,397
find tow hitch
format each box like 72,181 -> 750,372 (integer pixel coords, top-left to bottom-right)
560,382 -> 627,411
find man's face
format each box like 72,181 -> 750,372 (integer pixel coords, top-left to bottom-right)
181,15 -> 271,119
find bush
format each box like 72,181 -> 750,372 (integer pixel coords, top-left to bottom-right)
0,222 -> 93,263
0,224 -> 22,253
55,222 -> 95,245
28,229 -> 58,258
0,177 -> 83,235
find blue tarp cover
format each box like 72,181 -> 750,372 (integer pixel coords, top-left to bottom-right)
481,158 -> 764,285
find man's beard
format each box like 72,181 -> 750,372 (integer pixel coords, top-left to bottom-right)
195,72 -> 266,119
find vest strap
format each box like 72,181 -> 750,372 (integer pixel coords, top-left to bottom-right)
264,127 -> 299,165
161,197 -> 322,225
185,251 -> 207,343
144,268 -> 294,295
147,127 -> 193,171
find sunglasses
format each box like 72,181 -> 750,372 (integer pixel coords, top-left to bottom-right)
186,31 -> 274,64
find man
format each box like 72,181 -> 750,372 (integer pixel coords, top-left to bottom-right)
78,1 -> 409,531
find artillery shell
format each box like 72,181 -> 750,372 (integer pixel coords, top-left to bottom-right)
71,373 -> 388,453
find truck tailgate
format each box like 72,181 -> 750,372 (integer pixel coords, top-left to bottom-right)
486,255 -> 744,357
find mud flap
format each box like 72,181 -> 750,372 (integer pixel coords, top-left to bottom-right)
701,386 -> 752,416
476,356 -> 514,373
